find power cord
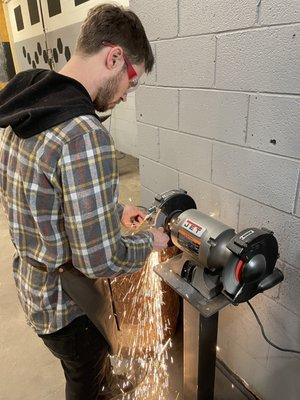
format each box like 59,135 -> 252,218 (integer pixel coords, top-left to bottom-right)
247,301 -> 300,355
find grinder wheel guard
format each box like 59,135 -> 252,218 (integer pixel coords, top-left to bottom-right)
152,189 -> 197,233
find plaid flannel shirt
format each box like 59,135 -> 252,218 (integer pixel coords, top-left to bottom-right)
0,115 -> 153,334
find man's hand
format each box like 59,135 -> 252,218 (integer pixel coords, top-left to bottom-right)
150,227 -> 169,251
121,205 -> 146,228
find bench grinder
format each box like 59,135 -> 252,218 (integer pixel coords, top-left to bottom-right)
149,189 -> 283,400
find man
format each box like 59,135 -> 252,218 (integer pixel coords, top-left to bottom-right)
0,4 -> 169,400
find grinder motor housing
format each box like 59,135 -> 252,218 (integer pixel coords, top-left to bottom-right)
151,189 -> 283,304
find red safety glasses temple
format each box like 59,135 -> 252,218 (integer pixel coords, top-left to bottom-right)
102,41 -> 138,88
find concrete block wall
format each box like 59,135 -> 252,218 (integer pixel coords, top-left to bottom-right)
103,93 -> 139,157
130,1 -> 300,399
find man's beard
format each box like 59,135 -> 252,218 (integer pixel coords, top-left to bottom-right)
93,70 -> 123,112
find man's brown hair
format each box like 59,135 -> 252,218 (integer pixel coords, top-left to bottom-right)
76,4 -> 154,73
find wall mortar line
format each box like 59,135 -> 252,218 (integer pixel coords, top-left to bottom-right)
150,21 -> 300,43
157,127 -> 161,161
213,36 -> 217,88
176,0 -> 180,37
177,89 -> 180,131
210,142 -> 214,182
237,197 -> 242,231
255,0 -> 262,25
244,95 -> 251,144
142,84 -> 300,98
153,43 -> 157,86
137,121 -> 300,163
141,155 -> 300,219
293,168 -> 300,215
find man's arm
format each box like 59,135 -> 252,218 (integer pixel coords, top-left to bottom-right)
59,128 -> 153,279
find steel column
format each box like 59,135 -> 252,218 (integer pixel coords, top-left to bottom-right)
184,300 -> 219,400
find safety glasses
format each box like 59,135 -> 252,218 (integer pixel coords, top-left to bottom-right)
102,41 -> 139,92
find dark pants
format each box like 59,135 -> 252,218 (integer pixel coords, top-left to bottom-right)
39,315 -> 111,400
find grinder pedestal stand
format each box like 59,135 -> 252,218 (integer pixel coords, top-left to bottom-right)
154,259 -> 230,400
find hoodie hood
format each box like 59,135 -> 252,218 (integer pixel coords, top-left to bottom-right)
0,69 -> 101,138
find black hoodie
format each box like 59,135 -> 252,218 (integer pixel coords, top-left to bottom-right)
0,69 -> 103,139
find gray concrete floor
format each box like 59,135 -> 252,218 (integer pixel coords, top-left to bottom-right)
0,152 -> 249,400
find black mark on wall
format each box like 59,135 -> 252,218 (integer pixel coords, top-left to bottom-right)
27,0 -> 40,25
34,51 -> 39,64
14,5 -> 24,31
21,38 -> 72,70
64,46 -> 71,61
75,0 -> 90,5
43,49 -> 48,63
37,42 -> 42,55
57,38 -> 63,54
47,0 -> 62,17
53,48 -> 58,63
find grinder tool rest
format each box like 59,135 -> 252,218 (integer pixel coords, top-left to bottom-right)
148,189 -> 283,400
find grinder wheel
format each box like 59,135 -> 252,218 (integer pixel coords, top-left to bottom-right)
154,191 -> 197,233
